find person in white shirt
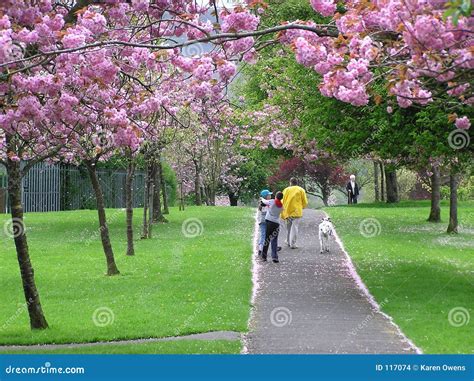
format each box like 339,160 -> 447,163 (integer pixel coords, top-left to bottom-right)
346,175 -> 360,204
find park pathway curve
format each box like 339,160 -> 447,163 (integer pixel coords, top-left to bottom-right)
244,209 -> 420,354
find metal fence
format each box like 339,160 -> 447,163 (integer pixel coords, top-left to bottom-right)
0,166 -> 6,214
0,163 -> 146,214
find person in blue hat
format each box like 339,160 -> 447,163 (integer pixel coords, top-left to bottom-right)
257,189 -> 272,256
260,191 -> 284,263
257,189 -> 282,258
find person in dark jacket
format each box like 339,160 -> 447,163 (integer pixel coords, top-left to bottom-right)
257,189 -> 272,256
260,191 -> 284,263
346,174 -> 359,204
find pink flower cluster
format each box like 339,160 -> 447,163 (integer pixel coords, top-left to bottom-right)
218,61 -> 237,80
455,116 -> 471,130
281,0 -> 473,109
294,37 -> 327,67
220,9 -> 260,32
310,0 -> 337,17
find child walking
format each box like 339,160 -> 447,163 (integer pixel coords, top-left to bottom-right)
261,191 -> 284,263
257,189 -> 272,256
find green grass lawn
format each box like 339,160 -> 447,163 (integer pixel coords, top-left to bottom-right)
325,200 -> 474,354
0,340 -> 241,354
0,206 -> 254,351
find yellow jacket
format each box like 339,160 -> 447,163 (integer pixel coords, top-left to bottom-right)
281,186 -> 308,219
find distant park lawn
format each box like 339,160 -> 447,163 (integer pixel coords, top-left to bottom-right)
325,200 -> 474,354
0,206 -> 254,352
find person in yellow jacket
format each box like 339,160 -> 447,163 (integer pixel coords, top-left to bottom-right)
281,177 -> 308,249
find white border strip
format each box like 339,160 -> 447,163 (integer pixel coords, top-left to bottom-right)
241,210 -> 261,354
323,211 -> 423,354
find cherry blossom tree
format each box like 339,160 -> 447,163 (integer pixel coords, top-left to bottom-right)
1,0 -> 471,331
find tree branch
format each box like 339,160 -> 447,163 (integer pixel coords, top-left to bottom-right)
0,23 -> 338,71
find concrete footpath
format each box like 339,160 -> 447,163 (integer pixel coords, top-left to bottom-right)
244,209 -> 419,354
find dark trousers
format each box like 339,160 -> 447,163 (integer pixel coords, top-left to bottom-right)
262,220 -> 279,260
348,193 -> 358,204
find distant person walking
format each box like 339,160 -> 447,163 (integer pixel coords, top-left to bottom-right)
346,175 -> 359,204
281,178 -> 308,249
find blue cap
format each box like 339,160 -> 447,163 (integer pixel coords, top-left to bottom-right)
260,189 -> 272,198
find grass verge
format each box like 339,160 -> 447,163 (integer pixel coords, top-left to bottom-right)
325,200 -> 474,354
0,206 -> 254,349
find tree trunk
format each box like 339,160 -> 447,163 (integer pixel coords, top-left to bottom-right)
193,160 -> 202,206
447,172 -> 459,234
125,159 -> 135,256
160,161 -> 169,215
228,192 -> 238,206
380,162 -> 385,202
152,162 -> 161,221
151,162 -> 160,221
427,165 -> 441,223
141,164 -> 150,239
146,164 -> 155,238
6,159 -> 49,329
152,161 -> 167,223
385,167 -> 399,203
148,177 -> 154,238
321,187 -> 330,207
179,180 -> 185,211
374,161 -> 380,202
86,162 -> 120,275
207,186 -> 216,206
201,185 -> 209,206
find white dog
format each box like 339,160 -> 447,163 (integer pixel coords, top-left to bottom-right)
319,217 -> 334,253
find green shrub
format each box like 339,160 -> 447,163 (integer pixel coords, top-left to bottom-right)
441,175 -> 474,201
162,161 -> 177,206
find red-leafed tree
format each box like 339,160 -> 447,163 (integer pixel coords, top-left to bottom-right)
268,157 -> 347,206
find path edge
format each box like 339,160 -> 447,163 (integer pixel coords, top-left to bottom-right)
241,210 -> 261,354
323,210 -> 423,354
0,331 -> 242,352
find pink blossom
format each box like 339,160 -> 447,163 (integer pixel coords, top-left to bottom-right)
455,116 -> 471,130
310,0 -> 337,17
218,61 -> 236,80
193,81 -> 212,99
0,15 -> 11,29
62,30 -> 86,48
80,11 -> 107,35
336,14 -> 365,34
131,0 -> 150,12
220,10 -> 259,32
193,57 -> 213,81
243,49 -> 257,64
294,37 -> 326,67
